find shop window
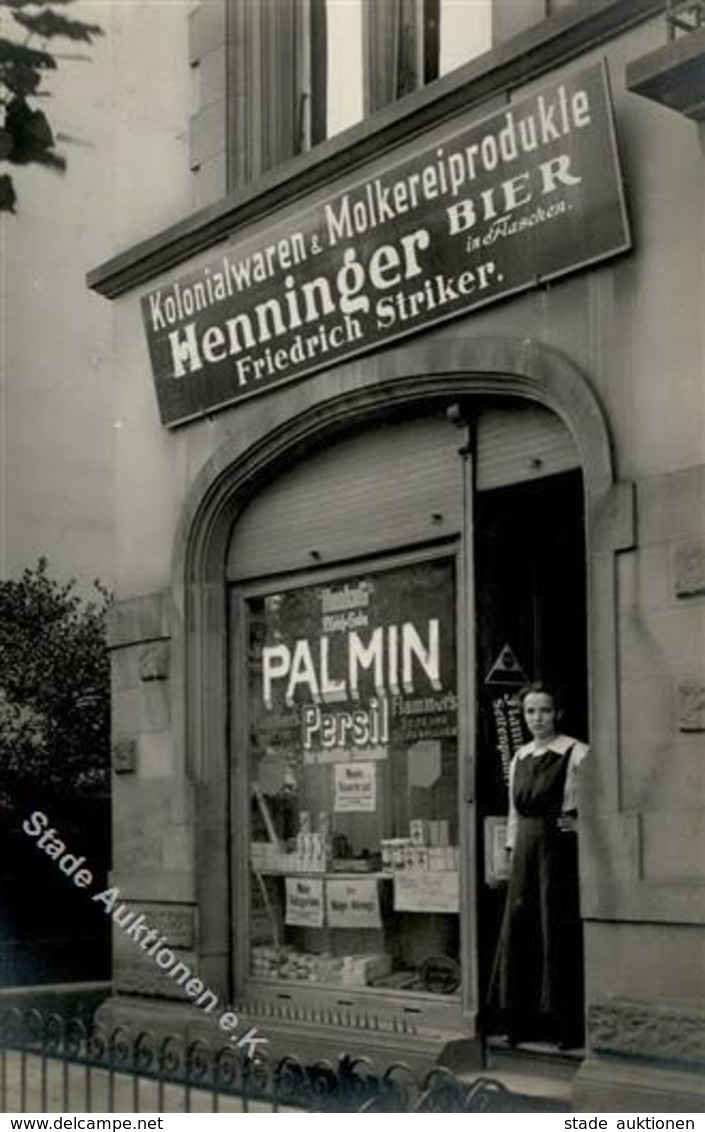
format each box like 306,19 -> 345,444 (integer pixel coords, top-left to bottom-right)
226,0 -> 492,190
241,556 -> 461,1000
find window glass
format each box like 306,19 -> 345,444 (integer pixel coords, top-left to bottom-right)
322,0 -> 491,140
226,0 -> 494,190
439,0 -> 491,76
326,0 -> 364,136
246,557 -> 461,997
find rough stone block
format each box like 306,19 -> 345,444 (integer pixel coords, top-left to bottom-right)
139,640 -> 170,681
113,937 -> 200,1002
113,903 -> 196,949
113,737 -> 137,775
674,543 -> 705,598
588,998 -> 705,1068
677,680 -> 705,731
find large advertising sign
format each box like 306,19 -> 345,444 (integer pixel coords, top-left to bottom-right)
248,558 -> 457,769
142,62 -> 629,427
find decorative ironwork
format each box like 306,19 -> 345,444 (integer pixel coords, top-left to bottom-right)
0,1006 -> 568,1113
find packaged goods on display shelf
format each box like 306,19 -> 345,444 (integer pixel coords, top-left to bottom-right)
340,953 -> 391,986
380,837 -> 458,871
251,945 -> 293,978
410,819 -> 430,846
251,842 -> 279,870
428,820 -> 450,847
251,945 -> 390,986
293,831 -> 330,871
251,837 -> 330,873
392,838 -> 411,868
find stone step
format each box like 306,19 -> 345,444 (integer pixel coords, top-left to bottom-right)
485,1035 -> 584,1081
436,1036 -> 577,1110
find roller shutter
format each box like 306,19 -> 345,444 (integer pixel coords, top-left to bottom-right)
226,402 -> 579,581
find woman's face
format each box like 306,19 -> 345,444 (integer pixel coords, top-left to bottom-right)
523,691 -> 558,742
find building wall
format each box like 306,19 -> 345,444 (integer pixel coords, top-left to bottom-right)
110,14 -> 704,586
92,1 -> 705,1109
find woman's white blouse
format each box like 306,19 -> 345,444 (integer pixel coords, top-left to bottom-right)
505,734 -> 589,851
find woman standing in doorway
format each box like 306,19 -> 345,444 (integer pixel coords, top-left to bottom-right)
494,682 -> 588,1049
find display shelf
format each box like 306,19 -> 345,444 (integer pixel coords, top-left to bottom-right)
253,868 -> 390,880
245,974 -> 463,1001
253,868 -> 459,879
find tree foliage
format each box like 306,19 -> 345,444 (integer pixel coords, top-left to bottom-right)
0,558 -> 110,814
0,0 -> 103,212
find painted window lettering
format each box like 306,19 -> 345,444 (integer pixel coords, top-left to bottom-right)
261,618 -> 441,707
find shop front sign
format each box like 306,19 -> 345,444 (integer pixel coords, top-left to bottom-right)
142,62 -> 630,427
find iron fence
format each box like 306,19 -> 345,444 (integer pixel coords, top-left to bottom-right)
0,1007 -> 567,1113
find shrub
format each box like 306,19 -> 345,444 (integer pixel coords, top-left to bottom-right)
0,557 -> 110,815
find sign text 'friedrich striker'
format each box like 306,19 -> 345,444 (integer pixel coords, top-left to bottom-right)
142,63 -> 630,427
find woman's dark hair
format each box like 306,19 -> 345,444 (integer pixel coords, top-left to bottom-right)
518,681 -> 564,713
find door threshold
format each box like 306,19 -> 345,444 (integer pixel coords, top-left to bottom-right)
484,1035 -> 584,1080
487,1035 -> 584,1057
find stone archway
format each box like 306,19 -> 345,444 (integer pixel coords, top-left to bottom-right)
169,335 -> 632,1003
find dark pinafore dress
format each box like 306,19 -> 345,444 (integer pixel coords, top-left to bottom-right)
494,746 -> 584,1047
